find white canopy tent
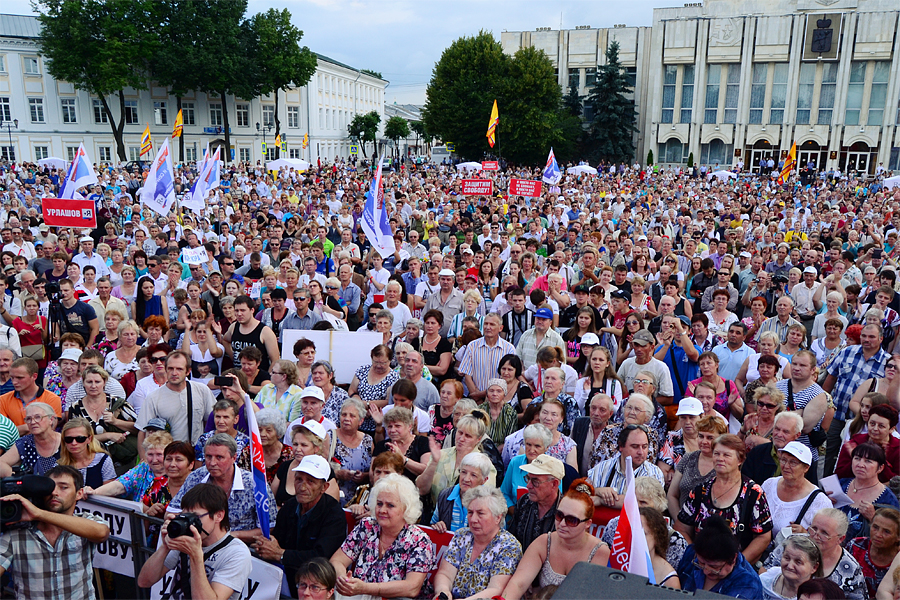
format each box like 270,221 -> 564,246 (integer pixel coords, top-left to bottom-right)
38,157 -> 67,171
708,170 -> 738,182
567,165 -> 597,175
884,175 -> 900,190
456,162 -> 482,171
265,158 -> 310,172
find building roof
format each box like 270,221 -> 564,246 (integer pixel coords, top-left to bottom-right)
315,52 -> 387,82
386,103 -> 422,121
0,14 -> 41,39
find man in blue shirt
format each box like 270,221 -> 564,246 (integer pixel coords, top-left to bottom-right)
653,314 -> 700,406
712,322 -> 754,381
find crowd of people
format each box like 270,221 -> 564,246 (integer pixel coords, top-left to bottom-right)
0,154 -> 898,600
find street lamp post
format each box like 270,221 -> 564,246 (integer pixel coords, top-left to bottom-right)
256,121 -> 272,161
0,117 -> 18,162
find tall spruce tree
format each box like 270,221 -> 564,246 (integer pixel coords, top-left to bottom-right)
585,41 -> 638,163
563,82 -> 583,118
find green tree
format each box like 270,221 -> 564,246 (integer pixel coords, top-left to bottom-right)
246,8 -> 317,158
647,149 -> 654,165
563,82 -> 583,118
584,41 -> 638,164
360,69 -> 383,79
384,116 -> 410,159
409,120 -> 431,155
348,111 -> 380,157
36,0 -> 156,161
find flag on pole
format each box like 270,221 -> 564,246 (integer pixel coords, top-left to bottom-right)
608,456 -> 656,583
172,109 -> 183,138
486,99 -> 499,148
542,147 -> 561,184
244,398 -> 272,537
303,133 -> 309,149
274,134 -> 282,147
778,142 -> 797,184
59,144 -> 99,200
183,144 -> 221,212
359,153 -> 394,257
140,124 -> 152,156
138,138 -> 176,216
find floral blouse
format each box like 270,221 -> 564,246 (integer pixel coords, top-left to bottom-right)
677,476 -> 774,544
340,517 -> 436,591
444,528 -> 522,599
658,429 -> 690,468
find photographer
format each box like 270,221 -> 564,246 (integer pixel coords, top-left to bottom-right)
138,483 -> 252,600
0,465 -> 111,600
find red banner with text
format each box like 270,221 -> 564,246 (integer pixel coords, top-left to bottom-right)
41,198 -> 97,228
460,179 -> 493,196
509,178 -> 543,197
481,161 -> 499,171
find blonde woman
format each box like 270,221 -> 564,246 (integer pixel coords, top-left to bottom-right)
58,417 -> 117,487
103,320 -> 141,379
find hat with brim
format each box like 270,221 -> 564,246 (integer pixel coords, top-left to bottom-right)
292,455 -> 330,480
580,332 -> 600,346
781,441 -> 812,466
676,397 -> 703,416
631,329 -> 655,346
519,454 -> 564,480
301,386 -> 325,403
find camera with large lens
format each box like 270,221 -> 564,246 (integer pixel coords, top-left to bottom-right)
0,475 -> 55,530
45,280 -> 60,301
771,274 -> 789,287
167,513 -> 205,538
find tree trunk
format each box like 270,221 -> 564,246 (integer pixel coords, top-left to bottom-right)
274,89 -> 281,160
220,91 -> 231,164
98,91 -> 126,162
176,95 -> 184,163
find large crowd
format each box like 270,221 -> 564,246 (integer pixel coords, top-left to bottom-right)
0,154 -> 898,600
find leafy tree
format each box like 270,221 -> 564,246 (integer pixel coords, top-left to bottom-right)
409,120 -> 431,154
246,8 -> 316,158
647,149 -> 654,165
360,69 -> 383,79
584,41 -> 638,164
348,111 -> 380,157
563,83 -> 583,118
36,0 -> 156,161
384,116 -> 410,159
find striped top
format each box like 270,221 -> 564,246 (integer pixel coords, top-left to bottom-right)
457,336 -> 517,394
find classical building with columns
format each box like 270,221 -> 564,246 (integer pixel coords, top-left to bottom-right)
502,0 -> 900,173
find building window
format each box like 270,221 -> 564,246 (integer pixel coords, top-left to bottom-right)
262,105 -> 275,128
288,106 -> 299,128
0,56 -> 5,72
98,146 -> 112,162
770,63 -> 788,124
23,56 -> 40,75
680,65 -> 694,124
239,147 -> 251,162
867,61 -> 889,127
0,97 -> 10,123
319,108 -> 324,129
34,146 -> 49,161
585,67 -> 597,87
723,64 -> 740,124
66,146 -> 78,161
93,99 -> 108,124
289,148 -> 300,159
845,61 -> 866,126
29,98 -> 45,123
153,101 -> 167,125
129,146 -> 141,161
209,103 -> 222,126
796,62 -> 815,125
700,139 -> 732,165
0,147 -> 15,161
662,138 -> 686,163
568,68 -> 580,90
124,100 -> 139,124
60,98 -> 77,124
816,62 -> 838,126
184,144 -> 197,162
235,103 -> 249,127
704,65 -> 720,124
182,102 -> 195,125
625,67 -> 637,89
748,63 -> 765,125
661,65 -> 676,124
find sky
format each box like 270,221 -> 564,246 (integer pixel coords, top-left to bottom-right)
7,0 -> 682,105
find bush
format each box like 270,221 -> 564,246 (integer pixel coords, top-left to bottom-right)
647,149 -> 653,166
687,152 -> 694,168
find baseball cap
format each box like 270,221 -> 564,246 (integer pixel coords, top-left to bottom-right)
297,419 -> 327,440
739,251 -> 752,258
676,397 -> 703,416
38,224 -> 49,232
300,386 -> 325,402
519,454 -> 564,480
292,455 -> 330,480
33,240 -> 43,247
573,284 -> 590,294
534,307 -> 553,320
637,235 -> 648,242
79,235 -> 93,243
438,268 -> 455,277
610,289 -> 630,301
461,247 -> 474,255
677,315 -> 691,329
631,329 -> 655,346
144,417 -> 169,432
803,266 -> 818,275
781,441 -> 812,466
580,333 -> 600,346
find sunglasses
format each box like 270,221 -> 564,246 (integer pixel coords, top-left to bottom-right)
64,435 -> 89,444
757,401 -> 779,410
555,510 -> 590,527
149,356 -> 167,364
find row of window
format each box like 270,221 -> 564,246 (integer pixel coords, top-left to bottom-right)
0,142 -> 308,164
566,66 -> 637,90
661,60 -> 895,127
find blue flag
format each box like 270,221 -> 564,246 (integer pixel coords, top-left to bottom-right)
542,147 -> 561,185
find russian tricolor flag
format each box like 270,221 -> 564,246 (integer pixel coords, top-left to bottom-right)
608,456 -> 656,583
59,143 -> 99,200
245,403 -> 271,538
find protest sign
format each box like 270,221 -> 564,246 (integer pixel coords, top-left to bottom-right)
151,555 -> 282,600
76,496 -> 143,577
282,329 -> 382,384
41,198 -> 97,228
460,179 -> 493,195
508,179 -> 542,197
181,246 -> 207,265
481,161 -> 499,171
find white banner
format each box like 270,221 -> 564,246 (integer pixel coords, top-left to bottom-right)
150,555 -> 283,600
181,246 -> 207,265
281,329 -> 382,385
77,496 -> 144,577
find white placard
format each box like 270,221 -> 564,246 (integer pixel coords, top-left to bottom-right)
281,329 -> 382,385
77,496 -> 144,577
819,474 -> 854,508
150,555 -> 283,599
181,246 -> 207,265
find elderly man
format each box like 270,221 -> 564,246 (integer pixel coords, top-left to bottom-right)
742,411 -> 805,485
571,393 -> 615,477
387,351 -> 439,411
423,268 -> 464,336
88,277 -> 127,332
458,313 -> 516,401
72,236 -> 110,277
516,307 -> 565,370
510,454 -> 564,550
167,433 -> 277,543
255,455 -> 347,597
589,423 -> 665,509
773,350 -> 827,477
757,295 -> 802,343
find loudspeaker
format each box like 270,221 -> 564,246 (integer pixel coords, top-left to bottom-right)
553,563 -> 731,599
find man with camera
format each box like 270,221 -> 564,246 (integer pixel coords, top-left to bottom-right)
0,465 -> 111,600
138,483 -> 252,600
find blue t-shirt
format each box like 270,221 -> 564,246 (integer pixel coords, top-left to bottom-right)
678,545 -> 763,598
656,343 -> 700,404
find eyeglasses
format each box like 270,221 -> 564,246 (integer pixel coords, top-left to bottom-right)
296,582 -> 329,593
296,297 -> 309,302
523,474 -> 551,487
807,525 -> 836,541
757,401 -> 779,410
325,286 -> 338,291
623,424 -> 650,434
555,510 -> 590,527
24,415 -> 48,424
271,371 -> 284,376
64,435 -> 89,444
149,356 -> 167,364
692,558 -> 728,576
631,379 -> 651,386
886,364 -> 898,371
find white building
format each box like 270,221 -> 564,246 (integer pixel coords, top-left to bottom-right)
0,14 -> 387,166
502,0 -> 900,174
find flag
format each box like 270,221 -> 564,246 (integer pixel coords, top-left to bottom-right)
183,144 -> 221,212
274,134 -> 282,147
608,456 -> 656,583
303,133 -> 309,149
172,109 -> 183,138
140,124 -> 152,156
359,153 -> 394,257
138,138 -> 176,216
778,142 -> 797,184
542,147 -> 561,184
59,144 -> 99,200
245,401 -> 271,538
486,99 -> 499,148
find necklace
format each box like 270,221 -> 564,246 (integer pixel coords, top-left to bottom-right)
423,334 -> 440,346
713,477 -> 740,504
851,479 -> 880,493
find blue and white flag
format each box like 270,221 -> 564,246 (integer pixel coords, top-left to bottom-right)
183,144 -> 220,212
359,154 -> 394,257
542,147 -> 561,185
59,144 -> 99,199
245,399 -> 271,538
138,138 -> 176,216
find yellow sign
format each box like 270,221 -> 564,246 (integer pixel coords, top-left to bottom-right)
261,142 -> 267,154
349,144 -> 359,155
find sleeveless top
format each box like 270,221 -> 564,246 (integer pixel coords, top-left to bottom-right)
230,321 -> 270,371
539,533 -> 604,587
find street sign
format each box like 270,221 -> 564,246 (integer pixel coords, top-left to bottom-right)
446,143 -> 455,152
350,145 -> 359,155
261,142 -> 267,154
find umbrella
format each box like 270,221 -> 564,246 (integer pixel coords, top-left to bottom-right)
567,165 -> 597,175
884,175 -> 900,190
38,157 -> 66,171
456,162 -> 482,171
708,170 -> 738,182
265,158 -> 309,172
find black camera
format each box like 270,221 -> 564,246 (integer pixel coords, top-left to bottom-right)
167,512 -> 205,538
45,280 -> 60,301
772,274 -> 789,287
0,475 -> 55,530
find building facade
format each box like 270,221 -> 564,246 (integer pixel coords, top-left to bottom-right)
0,14 -> 387,166
502,0 -> 900,173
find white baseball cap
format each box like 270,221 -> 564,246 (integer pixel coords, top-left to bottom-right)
292,455 -> 330,480
676,397 -> 704,416
580,333 -> 600,346
438,268 -> 455,277
802,266 -> 818,275
296,419 -> 327,440
781,441 -> 812,466
300,386 -> 325,403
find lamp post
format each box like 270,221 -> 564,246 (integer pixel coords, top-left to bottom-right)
0,117 -> 18,162
256,121 -> 272,161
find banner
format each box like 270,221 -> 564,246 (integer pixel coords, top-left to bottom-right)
509,178 -> 542,197
41,198 -> 97,228
460,179 -> 493,196
77,496 -> 143,577
150,555 -> 282,600
181,246 -> 207,265
359,153 -> 394,258
58,143 -> 99,199
481,161 -> 499,171
139,138 -> 177,216
542,147 -> 561,185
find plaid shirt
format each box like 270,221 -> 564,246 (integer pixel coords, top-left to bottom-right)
0,511 -> 107,600
827,345 -> 889,419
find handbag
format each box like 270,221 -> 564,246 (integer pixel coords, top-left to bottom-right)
20,344 -> 45,361
787,380 -> 827,447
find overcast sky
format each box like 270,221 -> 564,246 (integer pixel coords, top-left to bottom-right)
8,0 -> 680,105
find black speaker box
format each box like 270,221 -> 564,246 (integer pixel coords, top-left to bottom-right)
552,562 -> 733,599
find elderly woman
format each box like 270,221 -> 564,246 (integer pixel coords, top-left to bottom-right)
741,385 -> 787,450
677,514 -> 764,597
141,440 -> 195,518
837,404 -> 900,482
372,407 -> 431,481
103,320 -> 141,379
448,289 -> 485,344
94,308 -> 125,354
430,452 -> 493,533
349,345 -> 401,435
43,333 -> 86,405
44,347 -> 82,412
85,430 -> 174,500
657,397 -> 704,485
256,359 -> 304,422
528,367 -> 579,436
273,421 -> 340,507
433,486 -> 523,600
0,401 -> 60,477
736,331 -> 791,387
311,360 -> 350,425
331,474 -> 436,599
687,351 -> 744,422
372,308 -> 395,346
501,479 -> 609,598
812,292 -> 849,343
480,378 -> 518,450
760,536 -> 824,600
613,370 -> 669,448
417,414 -> 497,505
332,398 -> 374,505
837,442 -> 900,540
140,315 -> 169,349
256,408 -> 292,484
593,393 -> 661,468
761,441 -> 833,544
58,418 -> 117,487
429,380 -> 463,446
500,424 -> 562,513
676,434 -> 774,565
